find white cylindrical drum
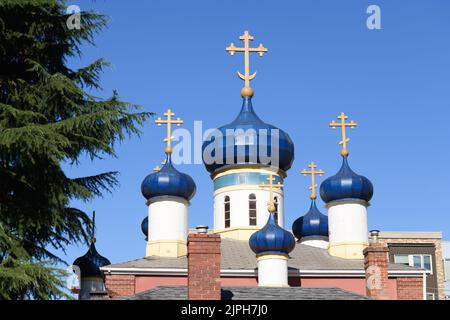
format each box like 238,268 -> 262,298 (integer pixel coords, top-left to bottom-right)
148,196 -> 188,242
213,189 -> 284,230
327,200 -> 369,259
300,236 -> 329,249
257,254 -> 289,287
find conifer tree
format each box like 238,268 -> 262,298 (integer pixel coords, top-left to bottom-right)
0,0 -> 151,299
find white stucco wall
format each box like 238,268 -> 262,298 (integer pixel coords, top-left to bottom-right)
327,201 -> 368,245
257,256 -> 288,287
213,188 -> 284,230
147,196 -> 188,242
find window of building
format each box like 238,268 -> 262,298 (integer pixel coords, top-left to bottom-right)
444,259 -> 450,281
273,196 -> 279,223
224,196 -> 230,228
426,293 -> 435,300
393,255 -> 409,266
249,194 -> 257,226
393,254 -> 433,273
412,255 -> 432,273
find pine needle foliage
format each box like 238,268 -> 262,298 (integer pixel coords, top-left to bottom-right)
0,0 -> 152,299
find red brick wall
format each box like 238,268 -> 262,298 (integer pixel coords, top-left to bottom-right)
363,243 -> 389,300
105,274 -> 135,298
397,277 -> 423,300
187,233 -> 221,300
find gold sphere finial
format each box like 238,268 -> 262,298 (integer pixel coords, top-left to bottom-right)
340,149 -> 349,157
241,86 -> 254,97
310,194 -> 317,200
165,146 -> 172,154
268,203 -> 276,213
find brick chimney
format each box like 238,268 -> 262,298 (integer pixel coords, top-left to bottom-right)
187,227 -> 221,300
363,230 -> 389,300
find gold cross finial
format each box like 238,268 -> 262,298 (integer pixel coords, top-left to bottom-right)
153,165 -> 161,172
258,174 -> 283,213
301,162 -> 325,200
226,31 -> 268,97
155,108 -> 183,154
153,159 -> 166,172
329,112 -> 357,157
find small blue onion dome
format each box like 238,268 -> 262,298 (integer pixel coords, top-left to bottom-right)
202,96 -> 294,175
73,242 -> 111,278
141,216 -> 148,240
141,154 -> 196,201
249,213 -> 295,255
320,157 -> 373,203
292,200 -> 329,240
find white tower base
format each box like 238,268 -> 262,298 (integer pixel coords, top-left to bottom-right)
146,196 -> 189,258
257,254 -> 289,287
327,199 -> 369,259
300,235 -> 329,249
211,168 -> 285,240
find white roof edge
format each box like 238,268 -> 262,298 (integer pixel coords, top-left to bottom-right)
379,231 -> 442,239
100,267 -> 426,277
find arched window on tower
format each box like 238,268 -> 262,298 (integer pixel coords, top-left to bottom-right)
224,196 -> 230,228
249,194 -> 257,226
274,196 -> 279,223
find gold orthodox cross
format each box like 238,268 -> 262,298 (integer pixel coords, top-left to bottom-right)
153,159 -> 167,172
258,175 -> 283,213
301,162 -> 325,200
155,108 -> 183,154
226,31 -> 268,96
329,112 -> 357,157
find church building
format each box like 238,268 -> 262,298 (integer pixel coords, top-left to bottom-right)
72,31 -> 434,300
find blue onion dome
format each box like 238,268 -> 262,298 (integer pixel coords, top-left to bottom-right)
141,216 -> 148,240
202,96 -> 294,175
320,157 -> 373,203
249,213 -> 295,255
141,153 -> 196,201
73,242 -> 111,278
292,200 -> 328,240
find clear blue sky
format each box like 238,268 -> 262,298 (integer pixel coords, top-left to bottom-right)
62,0 -> 450,265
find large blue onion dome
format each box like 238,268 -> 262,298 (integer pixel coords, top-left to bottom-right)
320,157 -> 373,203
202,96 -> 294,175
141,154 -> 196,201
249,213 -> 295,255
73,242 -> 111,278
141,216 -> 148,240
292,200 -> 328,240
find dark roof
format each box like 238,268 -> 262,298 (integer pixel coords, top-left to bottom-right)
126,286 -> 370,300
103,238 -> 417,273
